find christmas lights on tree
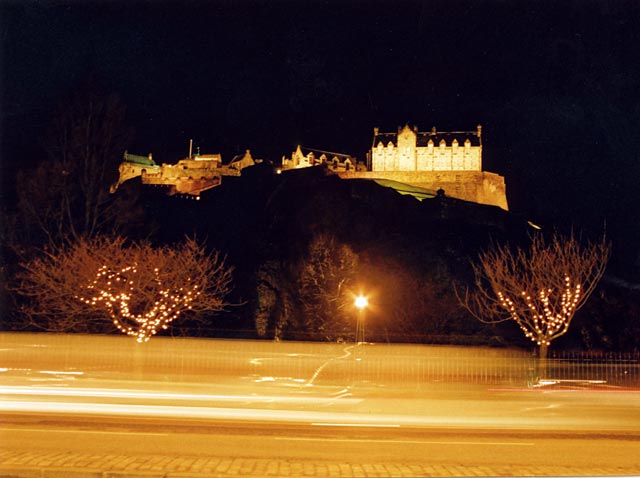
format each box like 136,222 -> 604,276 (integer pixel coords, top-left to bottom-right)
458,231 -> 609,360
77,264 -> 202,342
28,237 -> 238,342
496,275 -> 582,347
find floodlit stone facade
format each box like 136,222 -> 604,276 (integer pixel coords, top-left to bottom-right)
280,124 -> 508,210
112,124 -> 507,208
110,150 -> 254,197
281,145 -> 356,171
370,124 -> 483,172
340,124 -> 508,210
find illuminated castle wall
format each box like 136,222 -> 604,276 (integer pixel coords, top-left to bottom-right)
282,145 -> 355,171
111,150 -> 255,198
371,124 -> 482,172
338,124 -> 508,210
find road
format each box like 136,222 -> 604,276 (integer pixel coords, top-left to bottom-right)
2,377 -> 639,475
1,333 -> 639,476
1,412 -> 639,466
2,411 -> 640,475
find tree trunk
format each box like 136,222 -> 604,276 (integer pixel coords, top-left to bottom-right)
538,343 -> 549,379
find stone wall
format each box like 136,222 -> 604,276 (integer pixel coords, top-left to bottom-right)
337,170 -> 508,210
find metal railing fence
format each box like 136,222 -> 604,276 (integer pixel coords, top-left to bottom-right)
540,350 -> 640,387
1,333 -> 638,389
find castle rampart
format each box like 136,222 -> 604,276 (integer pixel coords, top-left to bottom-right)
356,123 -> 508,210
337,169 -> 508,210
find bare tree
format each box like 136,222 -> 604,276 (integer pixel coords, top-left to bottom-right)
16,236 -> 233,342
458,232 -> 610,365
16,78 -> 136,245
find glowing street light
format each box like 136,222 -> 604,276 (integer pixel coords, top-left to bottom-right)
355,296 -> 368,310
354,295 -> 368,344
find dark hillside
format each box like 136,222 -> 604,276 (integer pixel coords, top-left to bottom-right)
135,165 -> 534,344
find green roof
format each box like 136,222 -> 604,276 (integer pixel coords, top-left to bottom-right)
124,152 -> 157,167
372,179 -> 437,201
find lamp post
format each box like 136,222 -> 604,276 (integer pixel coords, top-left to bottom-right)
354,295 -> 368,344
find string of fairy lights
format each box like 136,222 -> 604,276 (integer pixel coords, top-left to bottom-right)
76,264 -> 200,343
497,275 -> 582,346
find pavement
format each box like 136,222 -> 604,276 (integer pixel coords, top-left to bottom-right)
0,451 -> 638,478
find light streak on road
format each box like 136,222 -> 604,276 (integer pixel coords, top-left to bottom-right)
276,436 -> 535,446
0,385 -> 361,405
0,425 -> 534,446
3,396 -> 636,432
311,423 -> 400,428
1,334 -> 639,434
0,427 -> 170,436
38,370 -> 84,376
0,399 -> 420,425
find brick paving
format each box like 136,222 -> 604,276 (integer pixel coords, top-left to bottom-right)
0,451 -> 638,477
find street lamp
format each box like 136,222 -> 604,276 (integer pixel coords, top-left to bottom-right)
354,295 -> 368,344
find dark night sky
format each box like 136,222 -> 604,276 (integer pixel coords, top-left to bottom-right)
2,0 -> 640,274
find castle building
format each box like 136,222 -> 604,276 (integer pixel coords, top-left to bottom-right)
281,145 -> 356,171
337,124 -> 508,210
370,124 -> 482,172
111,149 -> 256,198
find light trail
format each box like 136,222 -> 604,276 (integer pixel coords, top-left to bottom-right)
0,398 -> 616,431
2,388 -> 639,432
311,422 -> 400,428
0,385 -> 361,405
38,370 -> 84,376
0,400 -> 410,424
276,436 -> 535,446
0,398 -> 518,427
0,427 -> 169,436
